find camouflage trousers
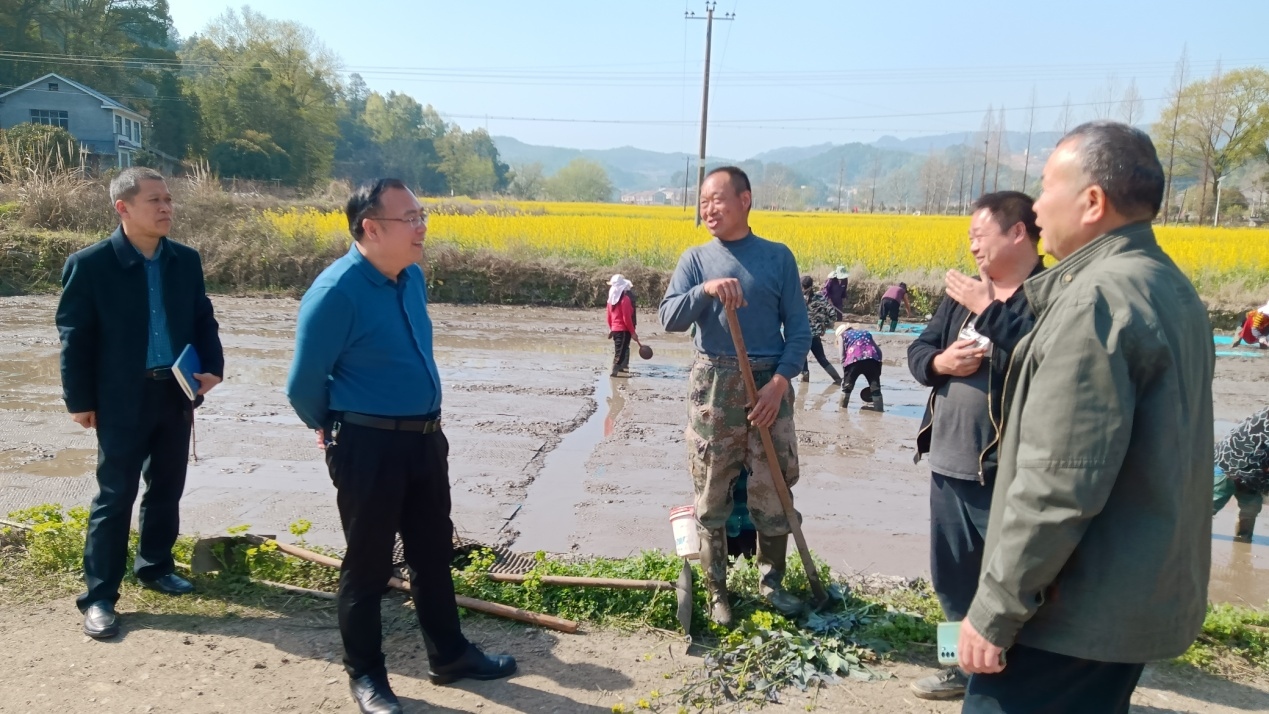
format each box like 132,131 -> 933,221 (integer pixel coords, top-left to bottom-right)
687,355 -> 800,536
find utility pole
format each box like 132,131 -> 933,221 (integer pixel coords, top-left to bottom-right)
835,156 -> 845,212
682,156 -> 690,211
956,161 -> 965,215
1214,174 -> 1224,227
980,138 -> 988,198
993,106 -> 1005,192
687,2 -> 734,226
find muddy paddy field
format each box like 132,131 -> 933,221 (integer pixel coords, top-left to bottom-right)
2,295 -> 1268,712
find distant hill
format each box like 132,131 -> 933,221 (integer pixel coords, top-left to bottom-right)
493,130 -> 1063,197
493,136 -> 730,192
873,131 -> 1064,156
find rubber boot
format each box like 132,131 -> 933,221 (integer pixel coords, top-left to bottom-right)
800,369 -> 810,383
756,533 -> 805,617
838,390 -> 850,409
862,381 -> 884,412
825,364 -> 843,385
698,525 -> 733,626
1235,515 -> 1256,543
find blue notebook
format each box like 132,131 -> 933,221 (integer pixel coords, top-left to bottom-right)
173,344 -> 202,401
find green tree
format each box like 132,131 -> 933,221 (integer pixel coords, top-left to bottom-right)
181,8 -> 340,186
1155,68 -> 1269,222
544,158 -> 614,202
509,162 -> 545,200
146,70 -> 203,160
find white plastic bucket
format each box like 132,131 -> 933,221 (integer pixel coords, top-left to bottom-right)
669,505 -> 699,557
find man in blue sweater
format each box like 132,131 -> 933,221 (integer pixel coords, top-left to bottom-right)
286,179 -> 514,714
660,166 -> 812,625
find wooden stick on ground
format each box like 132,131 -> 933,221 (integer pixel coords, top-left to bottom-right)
243,535 -> 580,634
723,306 -> 829,605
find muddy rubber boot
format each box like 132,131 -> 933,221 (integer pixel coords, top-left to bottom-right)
825,364 -> 843,385
698,525 -> 733,626
756,533 -> 805,617
861,381 -> 884,412
1235,515 -> 1256,543
800,370 -> 810,383
838,390 -> 850,409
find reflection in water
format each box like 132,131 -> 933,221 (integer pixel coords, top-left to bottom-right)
604,380 -> 626,438
1209,539 -> 1269,607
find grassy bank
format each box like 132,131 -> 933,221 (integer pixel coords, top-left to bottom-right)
3,504 -> 1267,709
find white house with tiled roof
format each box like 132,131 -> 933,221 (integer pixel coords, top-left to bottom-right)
0,73 -> 148,169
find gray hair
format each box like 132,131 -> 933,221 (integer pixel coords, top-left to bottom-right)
1059,120 -> 1165,221
109,167 -> 166,203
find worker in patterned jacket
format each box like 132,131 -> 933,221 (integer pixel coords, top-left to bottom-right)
1214,406 -> 1269,541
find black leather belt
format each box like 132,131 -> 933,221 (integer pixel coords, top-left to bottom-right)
339,412 -> 442,433
144,367 -> 173,380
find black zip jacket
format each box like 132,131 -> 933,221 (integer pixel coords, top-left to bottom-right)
908,264 -> 1043,481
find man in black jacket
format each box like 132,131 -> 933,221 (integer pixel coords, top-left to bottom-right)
906,192 -> 1042,700
57,167 -> 224,639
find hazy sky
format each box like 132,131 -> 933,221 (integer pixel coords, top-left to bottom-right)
167,1 -> 1269,159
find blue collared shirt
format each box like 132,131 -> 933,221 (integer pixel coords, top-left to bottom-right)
136,240 -> 174,369
285,243 -> 441,429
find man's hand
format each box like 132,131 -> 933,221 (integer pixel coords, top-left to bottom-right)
748,375 -> 788,429
703,278 -> 746,309
933,339 -> 987,377
958,618 -> 1006,674
70,411 -> 96,429
194,373 -> 222,396
315,429 -> 326,451
945,269 -> 995,315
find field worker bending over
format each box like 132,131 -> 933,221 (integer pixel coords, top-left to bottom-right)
659,166 -> 812,626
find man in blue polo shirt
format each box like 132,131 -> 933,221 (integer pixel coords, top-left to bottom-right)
286,179 -> 515,714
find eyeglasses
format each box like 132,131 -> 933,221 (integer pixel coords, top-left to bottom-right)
371,213 -> 429,229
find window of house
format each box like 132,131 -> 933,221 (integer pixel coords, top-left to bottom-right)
48,82 -> 59,92
135,123 -> 142,145
30,109 -> 69,129
115,115 -> 122,135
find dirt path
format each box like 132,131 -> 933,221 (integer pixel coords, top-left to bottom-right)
2,591 -> 1267,714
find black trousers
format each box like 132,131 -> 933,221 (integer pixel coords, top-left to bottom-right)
802,336 -> 834,375
930,472 -> 992,622
325,422 -> 468,678
964,643 -> 1145,714
78,378 -> 191,610
879,298 -> 901,331
611,330 -> 632,373
841,359 -> 882,398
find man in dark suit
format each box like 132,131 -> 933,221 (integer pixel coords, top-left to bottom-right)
57,167 -> 224,639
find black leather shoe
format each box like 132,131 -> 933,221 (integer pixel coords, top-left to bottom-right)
348,674 -> 402,714
428,644 -> 517,685
83,601 -> 119,639
139,572 -> 194,596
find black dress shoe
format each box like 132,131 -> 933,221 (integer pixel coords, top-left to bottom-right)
83,601 -> 119,639
428,644 -> 517,685
139,572 -> 194,595
348,674 -> 402,714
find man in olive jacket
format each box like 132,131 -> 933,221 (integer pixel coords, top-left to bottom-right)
957,122 -> 1214,712
57,168 -> 224,640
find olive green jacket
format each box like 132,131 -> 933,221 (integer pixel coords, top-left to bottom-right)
966,222 -> 1214,663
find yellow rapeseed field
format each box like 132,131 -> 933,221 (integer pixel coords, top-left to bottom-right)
260,201 -> 1269,290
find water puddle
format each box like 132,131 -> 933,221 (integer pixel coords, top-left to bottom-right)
511,372 -> 613,553
1209,540 -> 1269,607
0,447 -> 96,477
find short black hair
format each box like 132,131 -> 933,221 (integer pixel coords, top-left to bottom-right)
973,191 -> 1041,242
705,166 -> 752,195
1059,120 -> 1165,220
801,275 -> 815,291
346,178 -> 410,241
